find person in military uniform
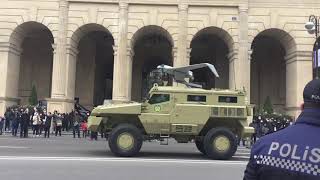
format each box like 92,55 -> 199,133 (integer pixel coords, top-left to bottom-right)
11,109 -> 19,136
20,109 -> 29,138
72,111 -> 81,138
243,79 -> 320,180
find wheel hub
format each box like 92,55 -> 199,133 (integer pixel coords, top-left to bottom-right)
213,135 -> 230,152
117,132 -> 134,150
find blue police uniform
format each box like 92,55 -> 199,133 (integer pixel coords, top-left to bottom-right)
244,79 -> 320,180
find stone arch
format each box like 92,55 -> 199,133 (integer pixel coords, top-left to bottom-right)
251,28 -> 297,56
130,25 -> 174,101
9,21 -> 54,49
71,23 -> 115,109
250,28 -> 297,113
130,25 -> 175,49
7,21 -> 54,105
189,27 -> 234,51
189,27 -> 234,89
69,23 -> 114,49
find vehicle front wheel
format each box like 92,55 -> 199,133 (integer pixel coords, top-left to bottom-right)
108,124 -> 143,157
203,127 -> 237,160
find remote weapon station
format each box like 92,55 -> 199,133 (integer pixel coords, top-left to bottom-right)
88,63 -> 254,160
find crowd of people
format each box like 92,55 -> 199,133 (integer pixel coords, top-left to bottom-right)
236,113 -> 293,146
249,113 -> 293,143
0,106 -> 102,140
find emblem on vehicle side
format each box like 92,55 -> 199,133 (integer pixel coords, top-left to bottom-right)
154,105 -> 161,112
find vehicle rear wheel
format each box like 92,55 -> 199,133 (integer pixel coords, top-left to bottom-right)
108,124 -> 143,157
203,127 -> 237,160
195,139 -> 206,155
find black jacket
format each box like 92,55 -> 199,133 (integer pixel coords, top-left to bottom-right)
244,108 -> 320,180
45,115 -> 52,128
21,113 -> 29,127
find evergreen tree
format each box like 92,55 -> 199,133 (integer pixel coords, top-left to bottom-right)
263,96 -> 273,114
28,85 -> 38,106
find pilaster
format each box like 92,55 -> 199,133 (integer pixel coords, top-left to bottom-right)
65,45 -> 79,100
186,48 -> 191,61
0,42 -> 22,115
228,50 -> 238,90
51,0 -> 68,99
236,3 -> 250,101
285,50 -> 312,118
172,47 -> 178,63
175,3 -> 189,67
113,1 -> 130,101
47,0 -> 71,113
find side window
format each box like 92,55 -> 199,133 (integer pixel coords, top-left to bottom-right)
148,94 -> 170,104
218,96 -> 237,103
187,95 -> 206,102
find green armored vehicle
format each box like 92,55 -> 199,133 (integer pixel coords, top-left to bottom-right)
88,63 -> 254,160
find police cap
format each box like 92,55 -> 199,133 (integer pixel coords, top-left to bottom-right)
303,79 -> 320,104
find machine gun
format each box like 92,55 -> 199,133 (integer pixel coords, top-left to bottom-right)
156,63 -> 219,88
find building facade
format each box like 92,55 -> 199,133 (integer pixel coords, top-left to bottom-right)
0,0 -> 318,117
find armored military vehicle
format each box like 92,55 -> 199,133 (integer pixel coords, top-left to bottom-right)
88,63 -> 254,160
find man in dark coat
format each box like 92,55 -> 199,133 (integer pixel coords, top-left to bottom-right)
0,116 -> 4,135
243,79 -> 320,180
4,109 -> 11,131
20,109 -> 29,138
11,109 -> 19,136
44,112 -> 52,138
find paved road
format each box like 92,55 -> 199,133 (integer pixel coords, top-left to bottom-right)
0,133 -> 250,180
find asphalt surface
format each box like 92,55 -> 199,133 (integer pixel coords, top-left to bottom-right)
0,132 -> 250,180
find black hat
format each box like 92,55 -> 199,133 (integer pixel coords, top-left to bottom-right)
303,79 -> 320,104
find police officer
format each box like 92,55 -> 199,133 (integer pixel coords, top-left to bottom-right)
20,109 -> 29,138
11,109 -> 19,136
243,79 -> 320,180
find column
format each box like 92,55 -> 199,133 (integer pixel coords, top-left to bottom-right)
126,47 -> 134,100
51,0 -> 68,99
228,50 -> 238,90
47,0 -> 71,113
113,2 -> 131,101
175,3 -> 189,67
186,48 -> 191,62
0,43 -> 22,115
285,51 -> 312,118
65,45 -> 79,103
236,3 -> 251,100
172,47 -> 178,64
50,43 -> 63,99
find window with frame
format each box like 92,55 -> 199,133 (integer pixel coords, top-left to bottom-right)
187,95 -> 207,102
218,96 -> 238,103
148,94 -> 170,104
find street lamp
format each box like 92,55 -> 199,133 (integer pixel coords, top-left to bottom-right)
305,15 -> 320,79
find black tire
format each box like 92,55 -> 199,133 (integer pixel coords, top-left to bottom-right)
203,127 -> 237,160
195,139 -> 206,155
108,124 -> 143,157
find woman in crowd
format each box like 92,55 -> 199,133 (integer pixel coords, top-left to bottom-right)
32,110 -> 40,137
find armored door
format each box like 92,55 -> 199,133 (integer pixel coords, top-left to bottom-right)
139,93 -> 173,134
